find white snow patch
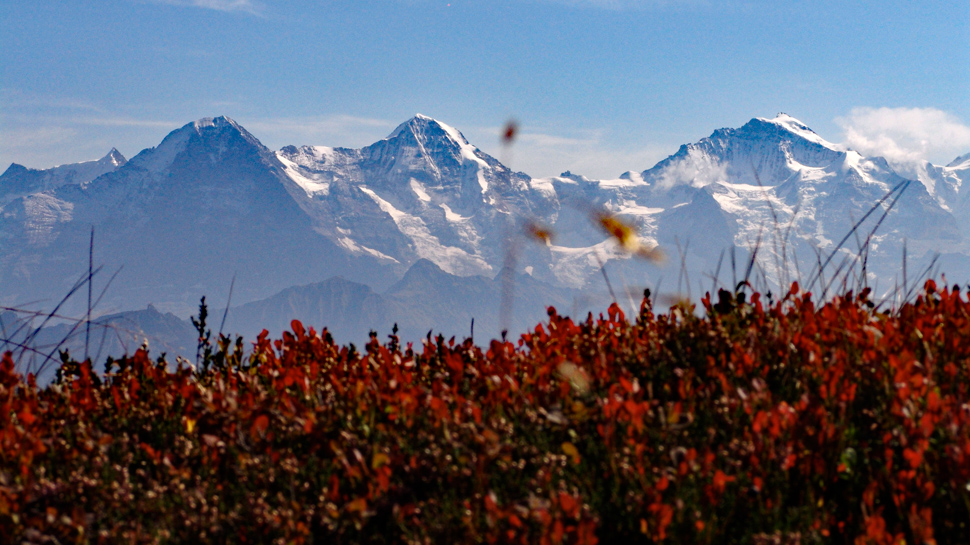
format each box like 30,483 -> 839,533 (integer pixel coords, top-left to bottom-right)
528,177 -> 558,197
948,153 -> 970,169
616,203 -> 664,216
440,203 -> 468,222
763,114 -> 842,150
337,237 -> 400,263
596,176 -> 649,188
23,194 -> 74,245
434,118 -> 490,170
710,182 -> 789,217
547,239 -> 625,288
621,171 -> 646,184
841,150 -> 863,173
410,179 -> 431,202
277,153 -> 330,196
358,186 -> 491,276
710,190 -> 746,215
476,170 -> 489,194
308,146 -> 336,163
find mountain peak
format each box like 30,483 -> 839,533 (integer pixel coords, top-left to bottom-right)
1,163 -> 28,178
387,114 -> 471,147
947,152 -> 970,169
188,116 -> 262,145
751,113 -> 839,149
192,115 -> 241,131
100,148 -> 127,167
128,116 -> 266,172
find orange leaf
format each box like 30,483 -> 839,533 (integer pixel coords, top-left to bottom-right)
17,408 -> 36,426
252,414 -> 270,437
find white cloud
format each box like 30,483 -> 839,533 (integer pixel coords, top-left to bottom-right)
142,0 -> 264,16
836,107 -> 970,166
655,152 -> 727,190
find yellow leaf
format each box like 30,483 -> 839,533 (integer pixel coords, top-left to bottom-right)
598,214 -> 636,247
562,441 -> 581,464
595,212 -> 664,263
184,418 -> 196,434
524,218 -> 555,245
371,452 -> 389,469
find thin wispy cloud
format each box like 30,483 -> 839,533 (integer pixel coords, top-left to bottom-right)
142,0 -> 265,16
836,107 -> 970,166
466,125 -> 667,179
0,88 -> 106,114
71,116 -> 180,129
243,115 -> 398,148
0,90 -> 181,168
0,125 -> 109,169
0,115 -> 175,169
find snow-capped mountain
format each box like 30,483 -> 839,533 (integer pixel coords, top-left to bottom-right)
463,113 -> 965,297
1,112 -> 968,353
894,154 -> 970,233
0,117 -> 395,317
276,114 -> 539,277
0,149 -> 126,206
602,114 -> 964,295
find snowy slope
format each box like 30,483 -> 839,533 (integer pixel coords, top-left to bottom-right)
0,149 -> 126,204
612,115 -> 964,295
276,115 -> 540,278
895,154 -> 970,235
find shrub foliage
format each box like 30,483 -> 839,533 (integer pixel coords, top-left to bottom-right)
2,281 -> 969,544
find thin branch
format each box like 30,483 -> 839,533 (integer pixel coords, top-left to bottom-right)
85,227 -> 94,362
218,274 -> 237,338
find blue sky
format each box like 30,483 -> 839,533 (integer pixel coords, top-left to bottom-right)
2,0 -> 968,178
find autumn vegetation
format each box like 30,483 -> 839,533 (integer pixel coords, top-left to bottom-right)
2,280 -> 970,544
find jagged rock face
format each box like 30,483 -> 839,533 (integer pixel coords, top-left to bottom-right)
1,113 -> 968,327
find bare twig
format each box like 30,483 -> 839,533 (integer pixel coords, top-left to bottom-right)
807,180 -> 911,291
218,274 -> 237,338
85,227 -> 94,362
593,250 -> 618,305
